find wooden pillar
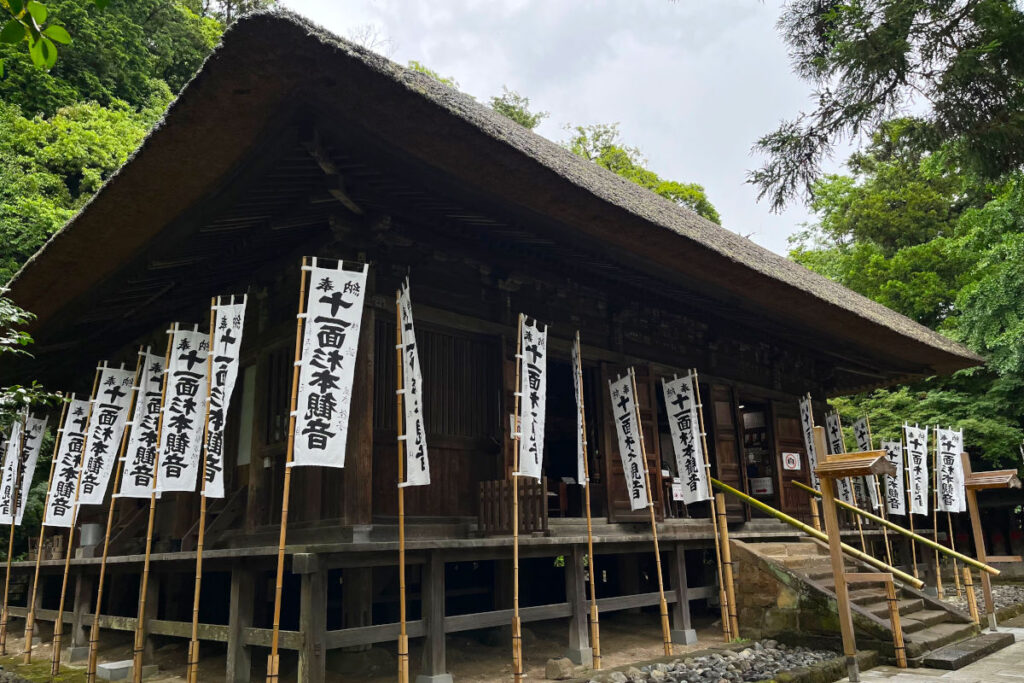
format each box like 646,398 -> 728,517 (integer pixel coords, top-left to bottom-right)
341,567 -> 372,636
416,551 -> 451,683
226,565 -> 255,683
297,556 -> 326,683
564,544 -> 592,666
670,543 -> 696,644
70,573 -> 94,654
344,290 -> 375,527
142,571 -> 160,659
962,456 -> 996,631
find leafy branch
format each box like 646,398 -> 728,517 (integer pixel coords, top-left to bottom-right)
0,0 -> 107,72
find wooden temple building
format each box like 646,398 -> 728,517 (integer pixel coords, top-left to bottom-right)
0,11 -> 981,682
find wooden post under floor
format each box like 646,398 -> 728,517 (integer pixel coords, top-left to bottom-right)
70,572 -> 94,656
226,565 -> 255,683
297,556 -> 327,683
142,572 -> 160,661
564,544 -> 592,666
417,551 -> 452,683
670,543 -> 696,644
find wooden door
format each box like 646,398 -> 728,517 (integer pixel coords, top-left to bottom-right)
772,400 -> 812,523
707,383 -> 747,522
600,363 -> 664,522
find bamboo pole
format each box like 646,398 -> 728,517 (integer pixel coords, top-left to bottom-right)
691,370 -> 731,642
715,494 -> 740,639
395,290 -> 409,683
830,412 -> 867,553
932,427 -> 943,599
884,577 -> 907,668
1,409 -> 29,656
790,480 -> 998,575
511,314 -> 524,683
267,258 -> 310,682
963,567 -> 979,624
629,368 -> 672,656
22,395 -> 68,663
186,301 -> 218,683
51,366 -> 104,678
575,333 -> 601,668
903,425 -> 919,580
863,418 -> 894,569
132,332 -> 177,683
87,349 -> 147,683
809,498 -> 822,532
947,512 -> 962,598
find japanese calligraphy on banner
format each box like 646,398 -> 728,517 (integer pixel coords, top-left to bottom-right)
799,396 -> 820,491
824,412 -> 855,505
609,373 -> 648,511
881,440 -> 905,516
661,373 -> 709,504
79,367 -> 135,506
293,260 -> 368,468
904,424 -> 929,515
851,417 -> 880,510
397,280 -> 429,488
936,427 -> 965,513
46,398 -> 90,527
0,414 -> 47,525
515,317 -> 547,481
119,351 -> 165,499
203,297 -> 247,498
0,422 -> 22,524
571,334 -> 586,485
156,327 -> 209,493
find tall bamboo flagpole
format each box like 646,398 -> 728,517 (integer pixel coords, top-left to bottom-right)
629,368 -> 672,656
51,365 -> 104,677
395,290 -> 409,683
864,418 -> 894,568
903,424 -> 919,580
0,409 -> 29,656
186,301 -> 218,683
132,332 -> 177,683
511,313 -> 525,683
931,426 -> 943,598
87,349 -> 147,683
267,258 -> 310,682
692,370 -> 732,642
945,427 -> 962,599
22,394 -> 69,663
575,333 -> 601,668
831,413 -> 867,553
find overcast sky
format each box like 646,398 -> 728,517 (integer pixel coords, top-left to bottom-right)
280,0 -> 833,255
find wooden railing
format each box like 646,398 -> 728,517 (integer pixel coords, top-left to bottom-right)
478,479 -> 548,535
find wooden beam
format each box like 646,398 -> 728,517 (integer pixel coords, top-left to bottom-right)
816,451 -> 895,478
965,470 -> 1021,490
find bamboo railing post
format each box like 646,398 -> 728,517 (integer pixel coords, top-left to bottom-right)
947,511 -> 962,598
22,395 -> 68,663
963,567 -> 979,624
630,368 -> 672,656
186,301 -> 218,683
809,498 -> 822,532
903,425 -> 920,580
931,427 -> 943,599
511,314 -> 524,682
52,366 -> 104,677
87,349 -> 147,683
267,257 -> 310,682
576,333 -> 601,667
715,493 -> 739,639
395,290 -> 409,683
1,409 -> 29,656
962,452 -> 998,631
692,370 -> 731,642
132,333 -> 177,683
884,577 -> 907,668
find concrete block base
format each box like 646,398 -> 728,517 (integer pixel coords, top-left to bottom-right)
64,645 -> 89,663
672,628 -> 698,645
566,646 -> 594,667
96,660 -> 158,681
415,675 -> 454,683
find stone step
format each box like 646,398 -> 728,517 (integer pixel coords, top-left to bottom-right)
897,609 -> 951,634
848,587 -> 888,606
921,632 -> 1015,670
866,597 -> 924,619
778,554 -> 831,569
905,620 -> 979,659
750,542 -> 795,557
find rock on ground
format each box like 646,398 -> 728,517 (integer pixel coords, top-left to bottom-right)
546,656 -> 576,680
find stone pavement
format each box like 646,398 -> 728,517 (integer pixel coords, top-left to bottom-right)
838,627 -> 1024,682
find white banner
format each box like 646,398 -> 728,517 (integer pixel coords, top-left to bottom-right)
936,427 -> 965,513
799,396 -> 820,491
79,367 -> 135,506
571,333 -> 586,485
905,424 -> 929,515
156,327 -> 209,493
119,351 -> 165,499
0,422 -> 22,524
45,398 -> 90,527
0,414 -> 47,525
824,412 -> 855,505
293,261 -> 368,468
851,417 -> 880,511
203,298 -> 247,498
881,440 -> 905,516
609,373 -> 648,511
397,281 -> 429,488
662,372 -> 709,504
515,318 -> 547,481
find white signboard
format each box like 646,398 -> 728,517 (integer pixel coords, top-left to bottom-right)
851,417 -> 880,511
45,398 -> 90,528
904,424 -> 929,516
661,372 -> 709,504
156,327 -> 209,493
515,317 -> 547,481
609,373 -> 648,511
881,440 -> 905,516
293,260 -> 368,468
0,422 -> 22,524
798,396 -> 820,491
571,334 -> 586,485
0,414 -> 47,525
203,297 -> 247,498
936,427 -> 965,513
397,280 -> 429,488
119,351 -> 165,499
79,366 -> 136,506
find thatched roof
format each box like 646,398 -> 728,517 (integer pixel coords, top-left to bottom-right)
4,9 -> 981,385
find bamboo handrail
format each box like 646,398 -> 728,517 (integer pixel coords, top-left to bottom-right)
710,477 -> 924,589
791,480 -> 998,576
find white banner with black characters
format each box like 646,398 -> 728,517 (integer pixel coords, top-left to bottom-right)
79,367 -> 135,506
825,412 -> 855,505
515,317 -> 547,481
0,414 -> 48,525
881,440 -> 905,516
799,396 -> 820,491
119,351 -> 165,499
293,260 -> 368,468
852,417 -> 880,510
156,327 -> 209,493
609,373 -> 648,511
46,398 -> 90,527
0,422 -> 22,524
571,333 -> 586,485
203,297 -> 247,498
904,424 -> 929,515
397,281 -> 429,488
661,372 -> 709,504
936,427 -> 965,513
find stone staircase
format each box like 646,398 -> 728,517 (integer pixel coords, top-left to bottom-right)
736,538 -> 1013,668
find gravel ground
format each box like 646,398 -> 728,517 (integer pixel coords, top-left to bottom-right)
943,583 -> 1024,613
0,672 -> 32,683
587,640 -> 838,682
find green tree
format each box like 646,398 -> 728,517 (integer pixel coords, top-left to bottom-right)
565,123 -> 721,224
490,86 -> 547,130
